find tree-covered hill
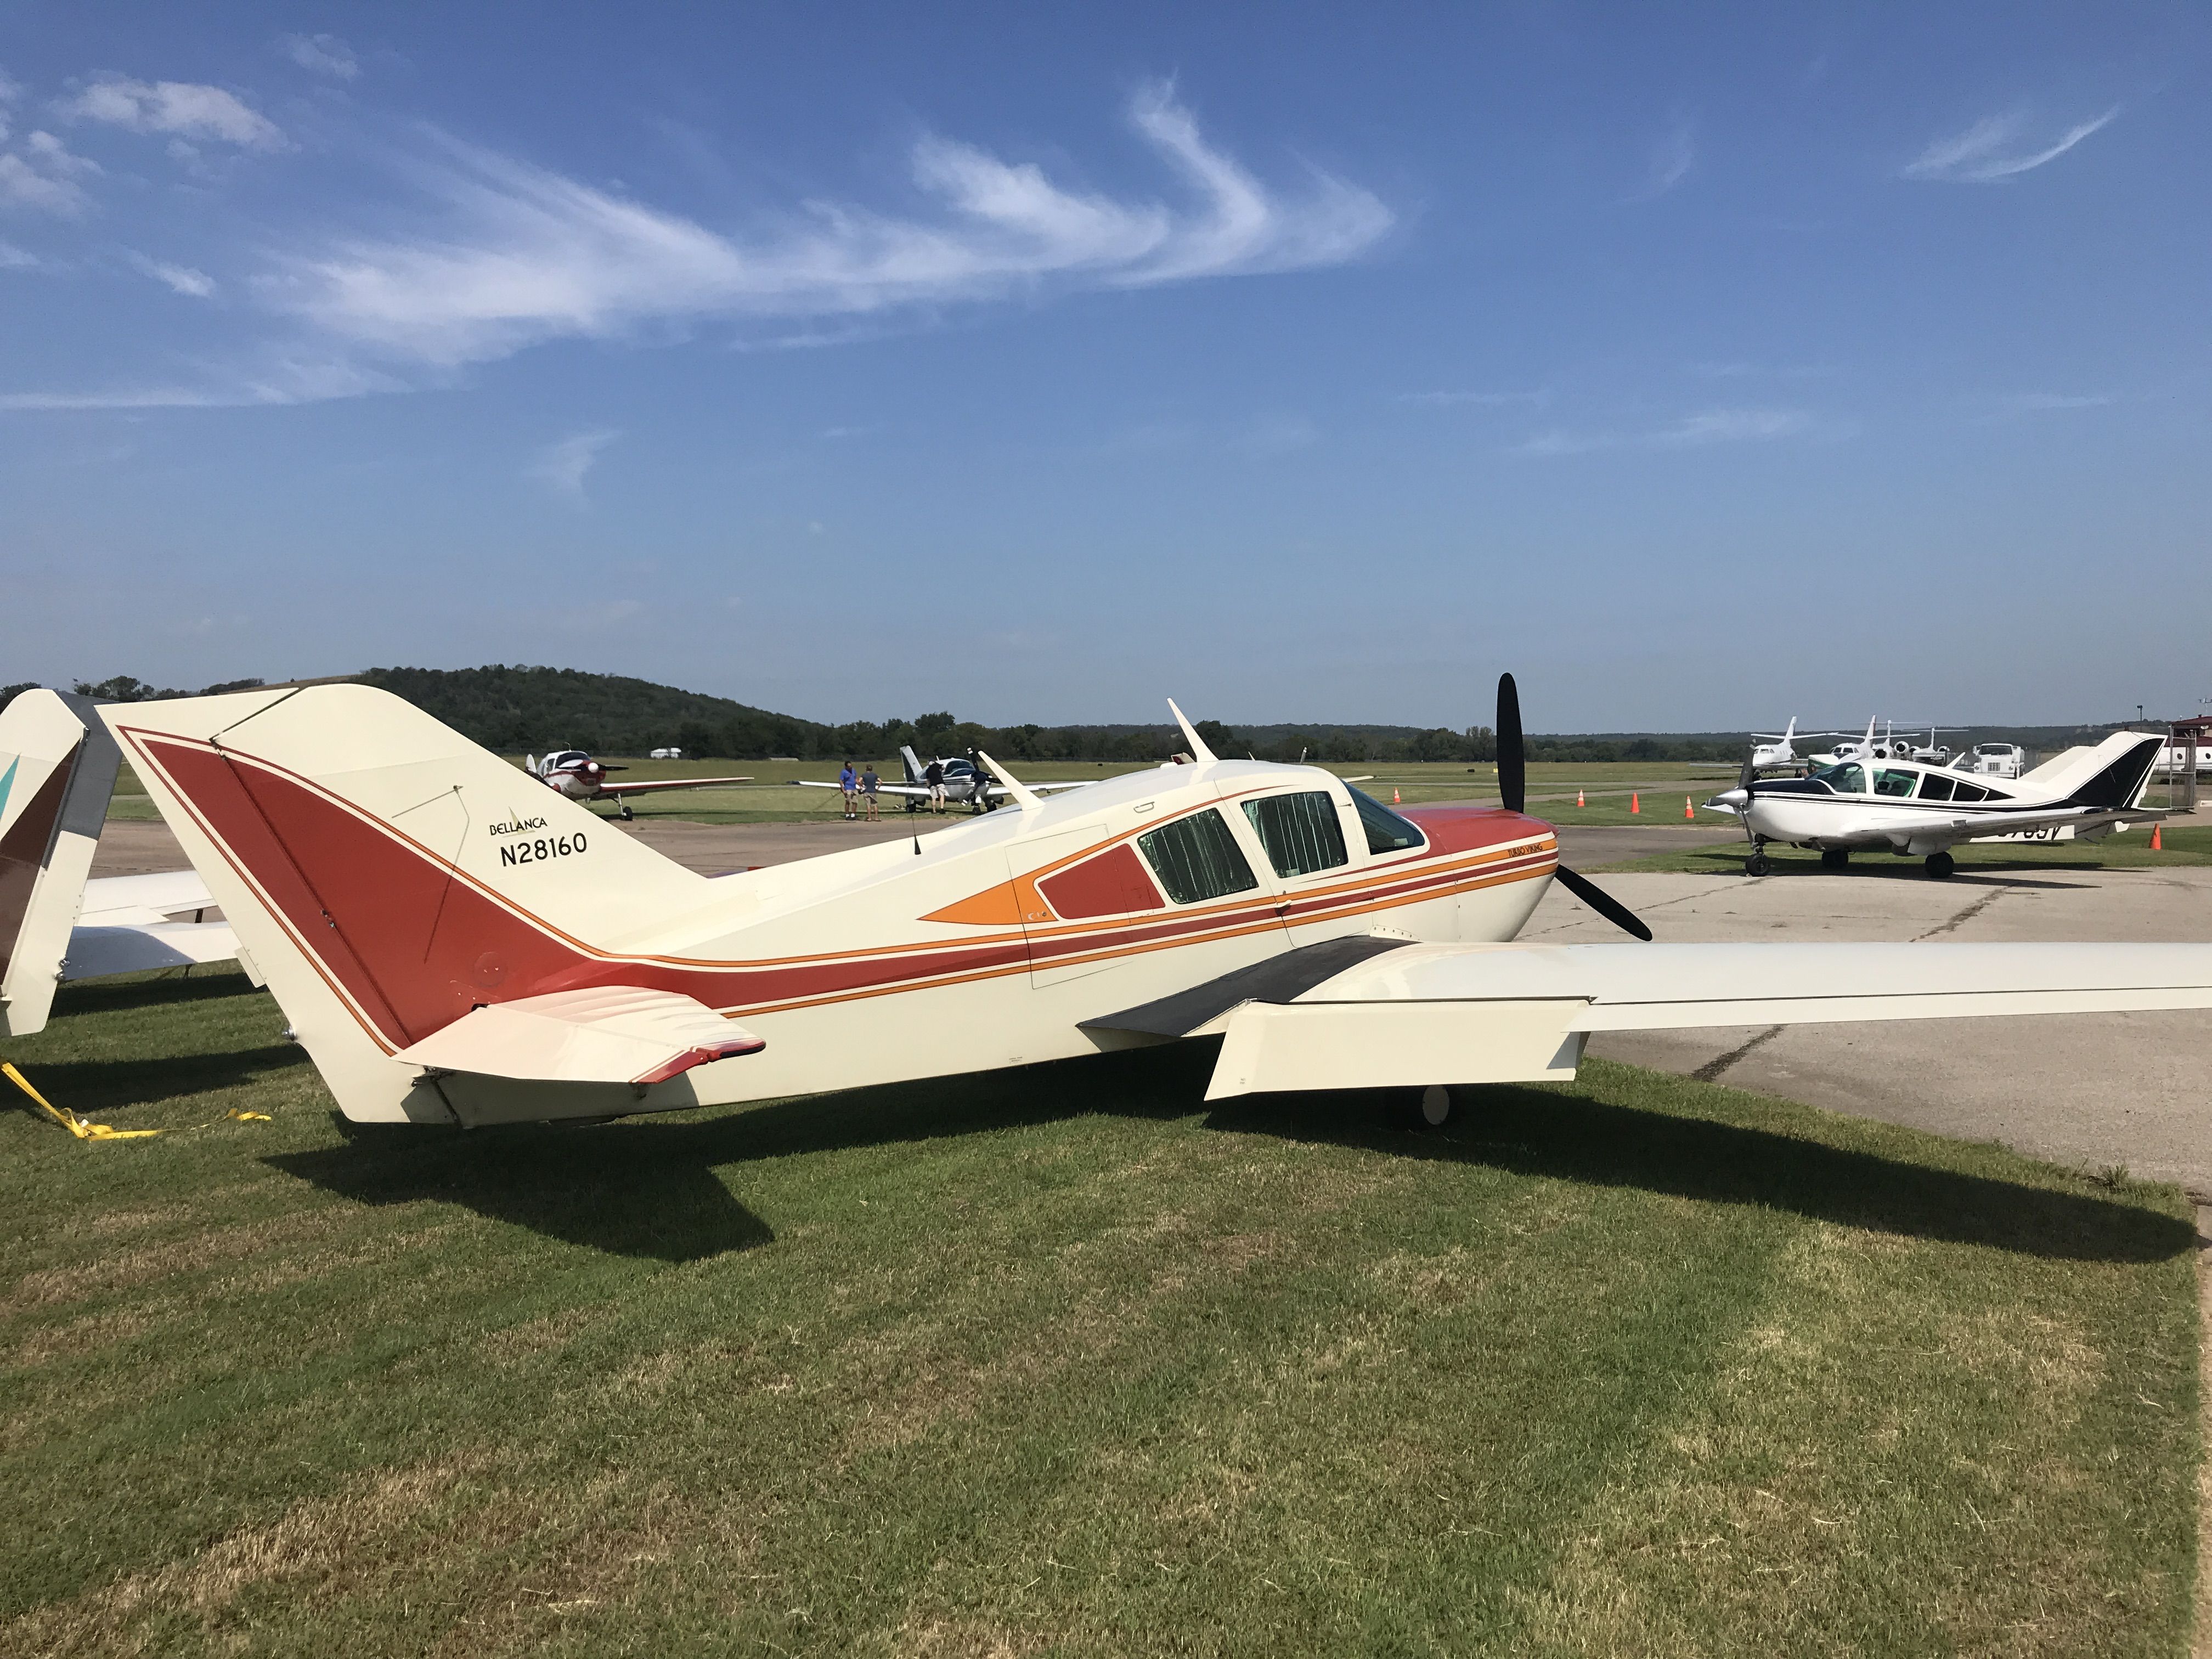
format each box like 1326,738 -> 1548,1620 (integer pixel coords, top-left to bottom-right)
358,665 -> 825,758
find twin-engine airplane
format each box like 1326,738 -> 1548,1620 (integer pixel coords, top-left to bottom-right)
1706,731 -> 2169,878
525,749 -> 754,819
98,676 -> 2212,1132
0,690 -> 238,1036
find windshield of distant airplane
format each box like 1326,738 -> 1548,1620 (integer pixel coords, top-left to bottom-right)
1812,763 -> 1866,794
1347,787 -> 1426,854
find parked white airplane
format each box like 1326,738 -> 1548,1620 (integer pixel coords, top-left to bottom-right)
1807,719 -> 1928,768
100,679 -> 2212,1133
1698,719 -> 1849,774
0,689 -> 237,1037
800,745 -> 1095,815
524,750 -> 755,819
1706,730 -> 2168,878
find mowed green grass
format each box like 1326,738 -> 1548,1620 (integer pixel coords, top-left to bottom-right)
1598,823 -> 2212,877
2,972 -> 2200,1655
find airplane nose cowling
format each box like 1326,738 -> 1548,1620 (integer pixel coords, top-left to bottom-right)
1708,788 -> 1750,812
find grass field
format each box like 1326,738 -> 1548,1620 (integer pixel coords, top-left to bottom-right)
3,970 -> 2200,1655
105,757 -> 1737,828
1596,823 -> 2212,877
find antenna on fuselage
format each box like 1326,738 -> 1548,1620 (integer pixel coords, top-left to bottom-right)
1166,697 -> 1215,764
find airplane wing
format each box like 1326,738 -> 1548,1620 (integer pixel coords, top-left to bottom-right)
394,986 -> 765,1086
65,919 -> 240,980
596,775 -> 755,797
987,781 -> 1094,797
1814,805 -> 2165,851
78,869 -> 216,924
798,780 -> 930,798
1081,937 -> 2212,1100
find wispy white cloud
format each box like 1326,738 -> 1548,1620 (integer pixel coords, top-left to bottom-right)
1982,391 -> 2117,419
1399,389 -> 1549,408
0,239 -> 33,267
280,34 -> 359,80
125,249 -> 215,297
1904,107 -> 2119,183
0,129 -> 100,215
0,358 -> 402,410
265,84 -> 1391,370
61,76 -> 284,149
1641,114 -> 1696,198
1510,407 -> 1821,456
529,428 -> 619,500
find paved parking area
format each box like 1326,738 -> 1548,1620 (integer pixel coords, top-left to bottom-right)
1530,860 -> 2212,1197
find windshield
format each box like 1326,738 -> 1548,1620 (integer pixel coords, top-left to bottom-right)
1812,762 -> 1867,794
1347,787 -> 1426,855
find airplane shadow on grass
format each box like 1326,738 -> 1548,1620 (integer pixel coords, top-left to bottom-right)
268,1038 -> 2186,1267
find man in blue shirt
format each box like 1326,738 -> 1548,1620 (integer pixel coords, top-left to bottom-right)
839,761 -> 857,819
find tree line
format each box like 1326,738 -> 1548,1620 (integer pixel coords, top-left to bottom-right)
0,667 -> 1857,764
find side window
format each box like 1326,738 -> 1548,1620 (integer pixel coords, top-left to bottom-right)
1873,769 -> 1916,797
1953,781 -> 1990,803
1137,809 -> 1260,905
1917,772 -> 1957,801
1242,791 -> 1349,878
1347,787 -> 1426,855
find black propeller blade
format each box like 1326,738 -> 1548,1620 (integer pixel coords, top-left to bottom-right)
1496,672 -> 1524,815
1498,670 -> 1651,941
1553,864 -> 1654,941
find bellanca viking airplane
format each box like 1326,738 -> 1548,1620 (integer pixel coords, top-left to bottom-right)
0,690 -> 236,1037
1705,729 -> 2169,879
525,749 -> 755,819
84,675 -> 2212,1133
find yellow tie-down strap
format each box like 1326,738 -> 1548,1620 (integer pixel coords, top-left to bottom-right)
3,1061 -> 269,1141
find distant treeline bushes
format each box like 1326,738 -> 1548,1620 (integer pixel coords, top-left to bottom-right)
0,667 -> 2134,766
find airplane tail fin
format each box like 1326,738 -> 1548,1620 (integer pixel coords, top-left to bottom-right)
104,685 -> 717,1124
0,690 -> 120,1036
900,745 -> 926,785
2051,732 -> 2168,810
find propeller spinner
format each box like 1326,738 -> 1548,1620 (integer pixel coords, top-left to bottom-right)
1497,672 -> 1652,942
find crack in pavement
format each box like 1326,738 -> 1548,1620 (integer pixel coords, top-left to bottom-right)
1913,884 -> 2012,941
1693,1024 -> 1786,1083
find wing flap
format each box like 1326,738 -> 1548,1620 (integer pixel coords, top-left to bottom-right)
1203,940 -> 2212,1099
393,986 -> 766,1085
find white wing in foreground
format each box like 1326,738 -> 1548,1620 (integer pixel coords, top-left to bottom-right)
394,986 -> 765,1086
1198,940 -> 2212,1099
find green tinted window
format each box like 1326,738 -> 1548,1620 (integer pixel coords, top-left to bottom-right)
1814,763 -> 1866,794
1347,787 -> 1426,855
1137,809 -> 1260,905
1873,768 -> 1916,797
1242,791 -> 1350,878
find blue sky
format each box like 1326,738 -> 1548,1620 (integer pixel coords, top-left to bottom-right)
2,3 -> 2205,731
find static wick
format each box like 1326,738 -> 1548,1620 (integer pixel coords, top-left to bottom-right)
912,836 -> 921,856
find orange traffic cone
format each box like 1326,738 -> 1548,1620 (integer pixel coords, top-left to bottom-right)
1684,795 -> 1695,820
1576,788 -> 1585,808
1630,792 -> 1640,815
1392,787 -> 1401,804
2152,822 -> 2163,850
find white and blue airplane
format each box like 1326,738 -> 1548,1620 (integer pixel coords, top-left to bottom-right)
1706,730 -> 2169,879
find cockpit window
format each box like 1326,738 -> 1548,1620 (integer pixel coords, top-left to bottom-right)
942,760 -> 973,777
1137,809 -> 1260,905
1347,787 -> 1427,855
1917,772 -> 1957,802
1813,763 -> 1867,794
1242,791 -> 1350,878
1873,768 -> 1916,798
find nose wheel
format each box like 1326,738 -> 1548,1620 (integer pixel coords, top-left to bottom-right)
1745,850 -> 1773,877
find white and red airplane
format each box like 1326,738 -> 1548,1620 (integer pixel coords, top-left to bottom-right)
524,749 -> 754,819
101,678 -> 2212,1132
1,689 -> 238,1037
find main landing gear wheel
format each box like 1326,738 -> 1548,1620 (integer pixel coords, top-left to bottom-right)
1820,848 -> 1849,870
619,804 -> 634,821
1746,851 -> 1773,877
1925,851 -> 1956,879
1410,1085 -> 1456,1130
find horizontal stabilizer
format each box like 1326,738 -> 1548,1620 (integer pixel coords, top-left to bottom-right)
65,921 -> 239,980
393,986 -> 766,1086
